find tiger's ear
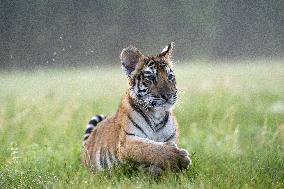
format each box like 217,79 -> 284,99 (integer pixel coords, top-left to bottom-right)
120,46 -> 144,77
160,42 -> 174,61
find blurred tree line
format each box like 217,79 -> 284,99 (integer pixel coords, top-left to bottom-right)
1,0 -> 283,68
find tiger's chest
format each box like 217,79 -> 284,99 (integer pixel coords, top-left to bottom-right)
147,120 -> 176,142
127,111 -> 177,142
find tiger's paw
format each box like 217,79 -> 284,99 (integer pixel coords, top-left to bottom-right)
164,143 -> 192,171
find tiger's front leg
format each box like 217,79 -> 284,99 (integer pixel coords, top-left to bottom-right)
119,136 -> 191,171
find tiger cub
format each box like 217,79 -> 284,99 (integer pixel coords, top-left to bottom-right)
82,42 -> 191,173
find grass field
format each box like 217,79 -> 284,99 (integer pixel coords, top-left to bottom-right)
0,61 -> 284,188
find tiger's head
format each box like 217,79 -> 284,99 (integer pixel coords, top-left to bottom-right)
120,42 -> 177,111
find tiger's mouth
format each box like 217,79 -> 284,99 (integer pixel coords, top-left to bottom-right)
132,90 -> 177,110
149,97 -> 176,108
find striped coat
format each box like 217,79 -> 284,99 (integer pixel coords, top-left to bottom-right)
82,43 -> 191,173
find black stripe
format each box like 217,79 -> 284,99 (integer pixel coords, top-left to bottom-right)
84,129 -> 97,143
83,135 -> 89,141
85,127 -> 93,134
127,114 -> 148,137
114,152 -> 118,160
128,97 -> 154,131
136,106 -> 152,127
143,71 -> 152,75
100,149 -> 106,169
97,115 -> 104,122
107,150 -> 113,164
113,152 -> 119,163
103,152 -> 108,169
138,88 -> 147,93
137,76 -> 141,92
156,112 -> 169,132
124,130 -> 136,136
164,132 -> 176,142
147,60 -> 155,66
89,115 -> 105,125
84,115 -> 105,143
89,119 -> 98,125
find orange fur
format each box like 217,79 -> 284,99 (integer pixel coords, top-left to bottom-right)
82,43 -> 191,172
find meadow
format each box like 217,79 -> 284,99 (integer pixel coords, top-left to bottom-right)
0,61 -> 283,188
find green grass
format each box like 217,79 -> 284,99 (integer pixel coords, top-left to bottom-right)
0,61 -> 284,188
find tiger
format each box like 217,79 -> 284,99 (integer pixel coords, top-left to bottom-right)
82,42 -> 191,174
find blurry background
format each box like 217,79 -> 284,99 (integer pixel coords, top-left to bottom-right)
1,0 -> 283,69
1,1 -> 284,188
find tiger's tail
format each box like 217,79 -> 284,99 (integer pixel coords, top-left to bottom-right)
83,114 -> 106,145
